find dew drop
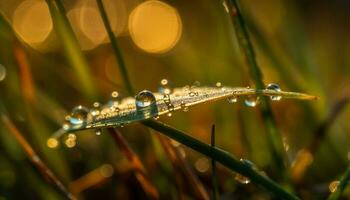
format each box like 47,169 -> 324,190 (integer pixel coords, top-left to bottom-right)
235,173 -> 250,184
95,129 -> 102,136
158,79 -> 172,94
69,105 -> 89,126
47,138 -> 59,148
195,157 -> 209,173
227,96 -> 238,103
216,82 -> 222,87
65,133 -> 77,148
135,90 -> 158,119
154,116 -> 159,120
111,91 -> 119,98
93,102 -> 100,108
244,96 -> 260,107
167,112 -> 172,117
329,180 -> 340,193
266,83 -> 282,101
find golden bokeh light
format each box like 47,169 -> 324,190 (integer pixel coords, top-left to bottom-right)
128,0 -> 182,53
12,0 -> 52,45
66,0 -> 129,50
47,138 -> 59,148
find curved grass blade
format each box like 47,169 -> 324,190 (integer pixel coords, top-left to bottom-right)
51,85 -> 316,138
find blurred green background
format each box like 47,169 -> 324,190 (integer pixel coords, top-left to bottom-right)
0,0 -> 350,199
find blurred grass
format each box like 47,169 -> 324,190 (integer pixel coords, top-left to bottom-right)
0,0 -> 350,199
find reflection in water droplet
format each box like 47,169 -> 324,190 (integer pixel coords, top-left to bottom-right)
167,113 -> 172,117
0,64 -> 6,81
69,105 -> 89,126
244,96 -> 260,107
47,138 -> 59,148
329,180 -> 340,193
216,82 -> 222,87
227,96 -> 237,103
96,129 -> 102,136
158,79 -> 172,94
65,133 -> 77,148
235,173 -> 250,184
135,90 -> 158,119
266,83 -> 282,101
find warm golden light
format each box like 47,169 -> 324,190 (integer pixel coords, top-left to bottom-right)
12,0 -> 52,45
128,0 -> 182,53
47,138 -> 59,148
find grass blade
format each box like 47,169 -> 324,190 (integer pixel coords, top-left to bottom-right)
227,0 -> 287,174
45,0 -> 97,99
96,0 -> 134,94
327,167 -> 350,200
107,128 -> 159,200
211,125 -> 218,200
142,120 -> 300,200
0,114 -> 76,200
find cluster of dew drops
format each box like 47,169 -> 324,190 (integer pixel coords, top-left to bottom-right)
47,80 -> 283,150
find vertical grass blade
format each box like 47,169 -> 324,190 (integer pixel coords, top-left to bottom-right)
1,114 -> 76,200
45,0 -> 97,99
96,0 -> 134,94
227,0 -> 287,173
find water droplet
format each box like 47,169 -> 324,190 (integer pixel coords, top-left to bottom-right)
158,79 -> 172,94
47,138 -> 59,148
136,90 -> 156,108
0,64 -> 6,81
93,102 -> 100,108
227,96 -> 238,103
235,173 -> 250,184
216,82 -> 222,87
240,158 -> 257,169
135,90 -> 158,119
69,105 -> 89,126
154,116 -> 159,120
65,133 -> 77,148
189,91 -> 198,97
266,83 -> 282,101
111,91 -> 119,98
95,129 -> 102,136
167,112 -> 172,117
183,107 -> 189,112
329,180 -> 340,193
244,96 -> 260,107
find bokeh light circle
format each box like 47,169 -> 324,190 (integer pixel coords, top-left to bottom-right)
128,0 -> 182,53
12,0 -> 52,45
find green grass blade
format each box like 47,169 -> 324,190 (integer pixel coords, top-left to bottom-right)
327,167 -> 350,200
142,120 -> 300,200
45,0 -> 97,100
227,0 -> 287,173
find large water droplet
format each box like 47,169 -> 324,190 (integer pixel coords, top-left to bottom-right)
216,82 -> 222,87
266,83 -> 282,101
69,105 -> 89,126
158,79 -> 172,94
111,91 -> 119,98
244,96 -> 260,107
227,96 -> 238,103
135,90 -> 158,119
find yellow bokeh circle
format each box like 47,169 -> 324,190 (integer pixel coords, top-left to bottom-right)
128,0 -> 182,53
